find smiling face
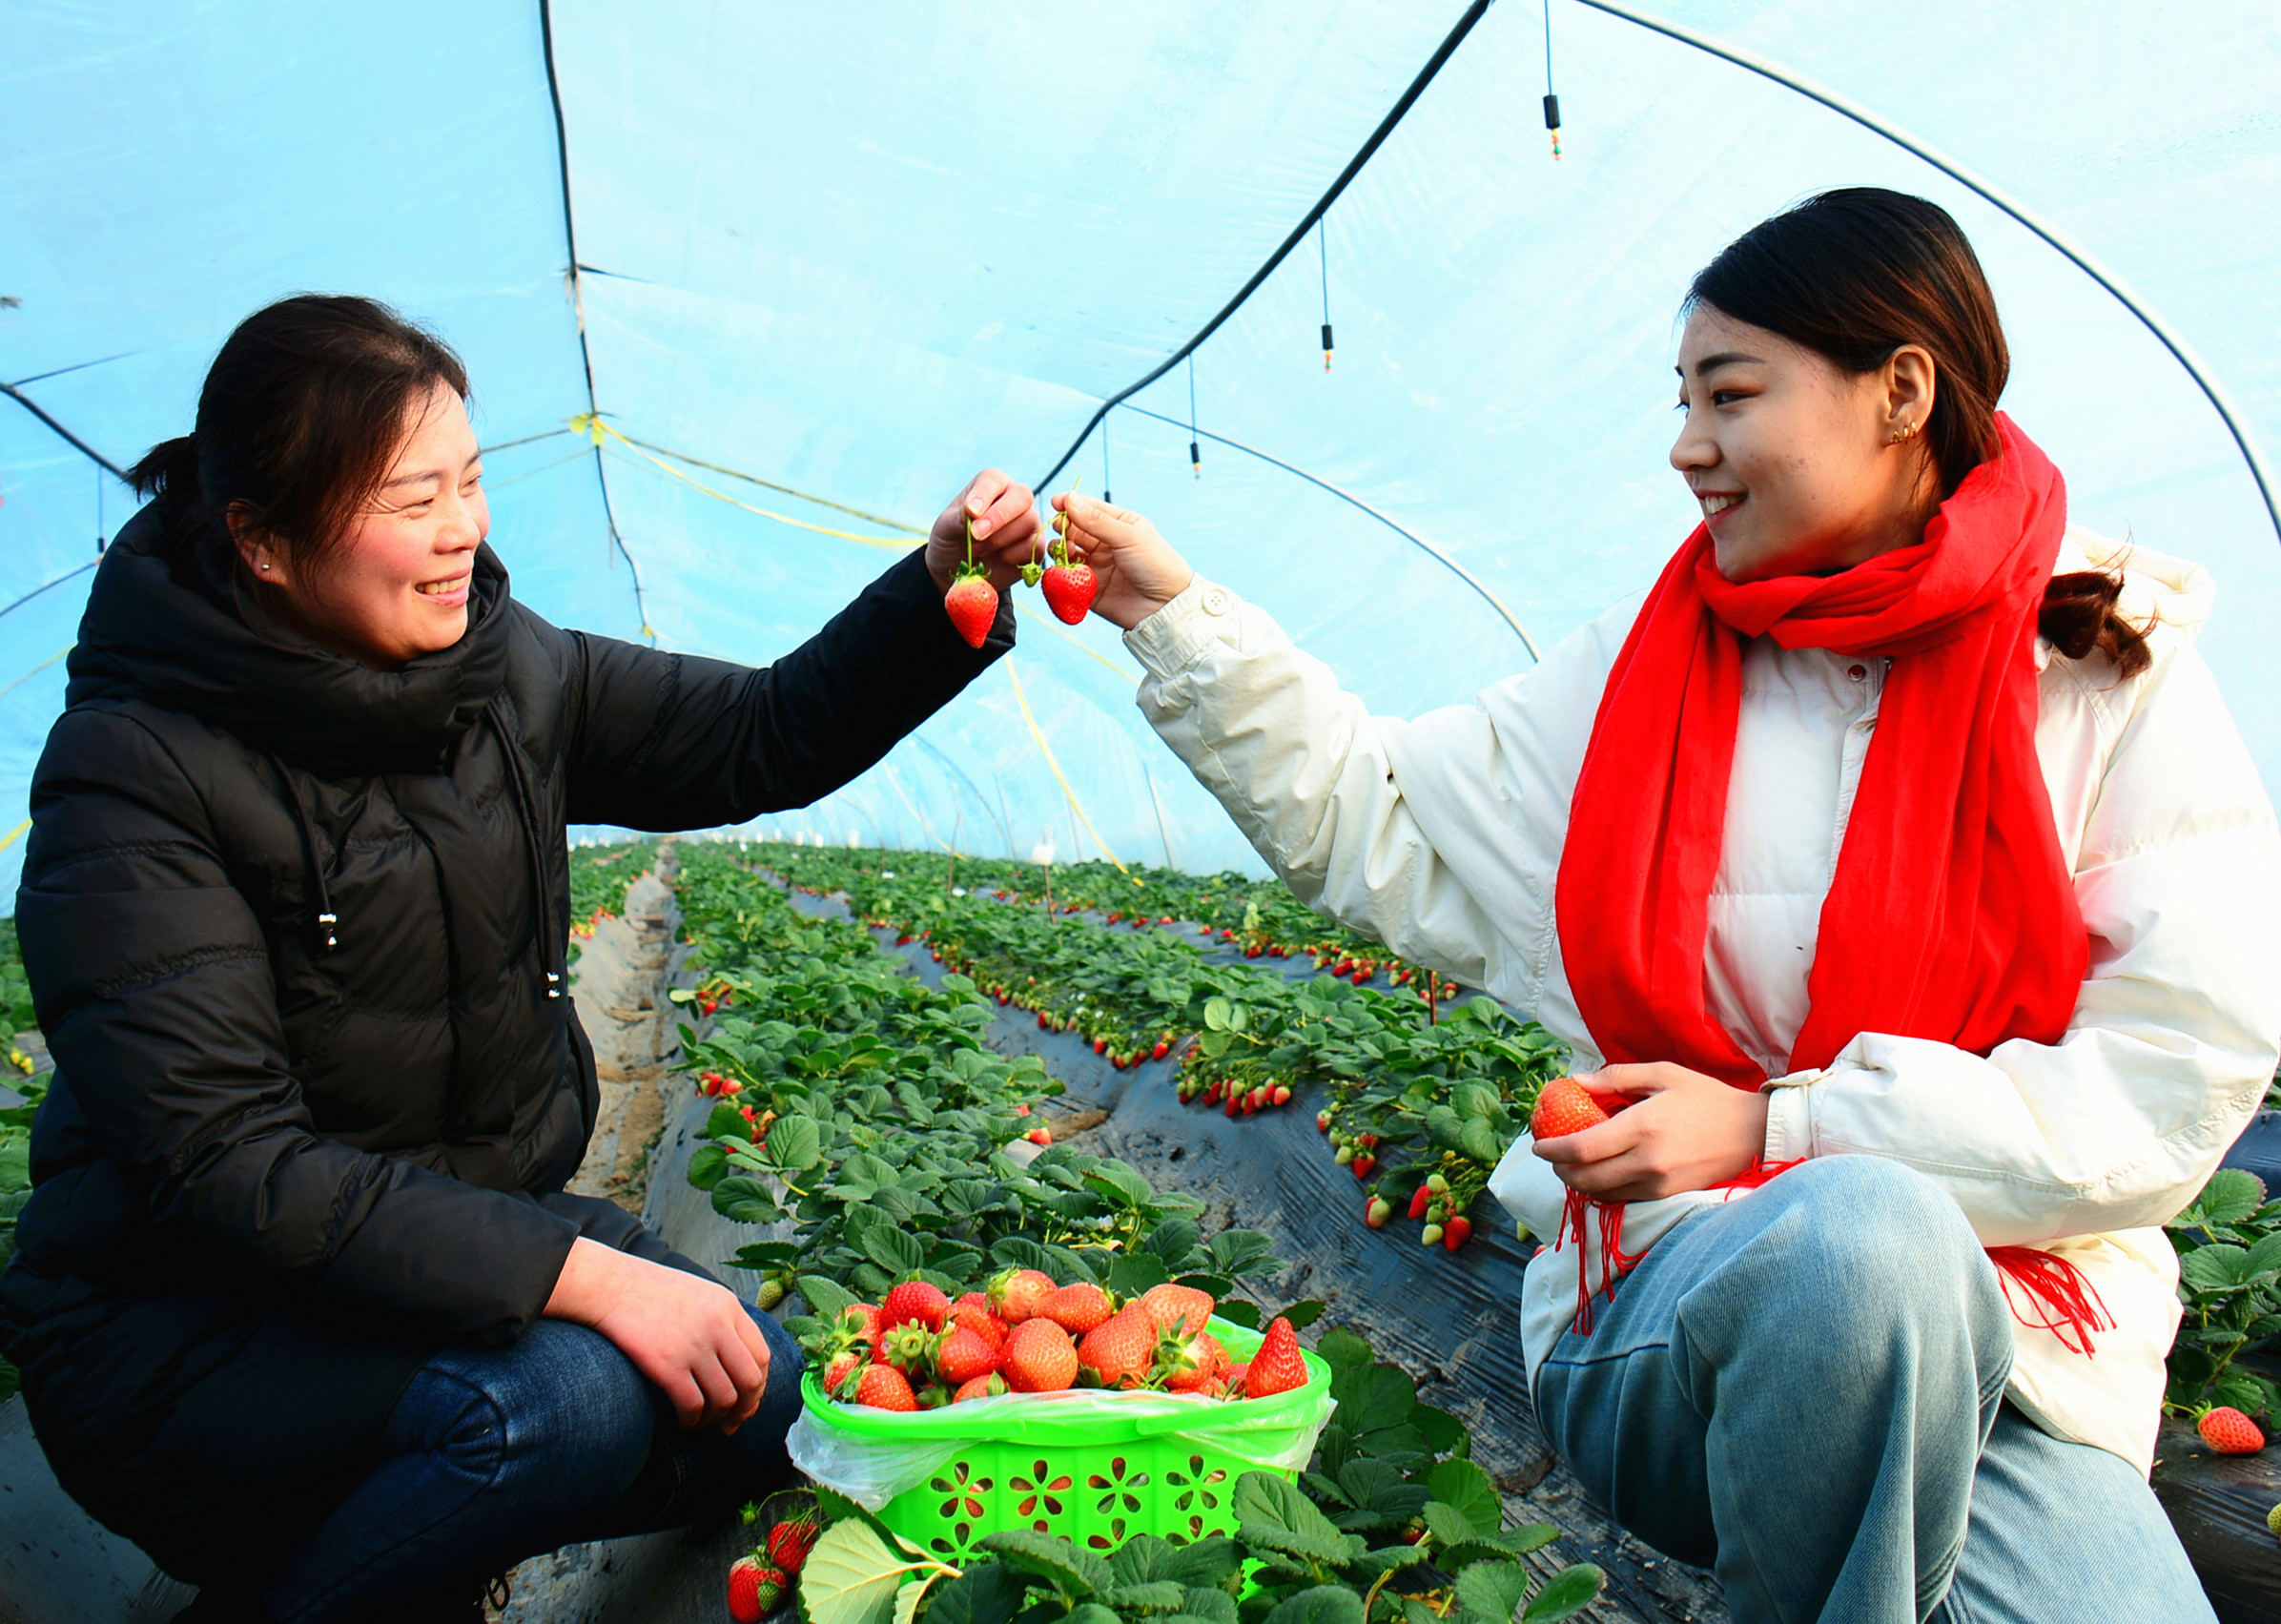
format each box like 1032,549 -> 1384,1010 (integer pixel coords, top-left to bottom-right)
1670,303 -> 1941,583
235,380 -> 487,668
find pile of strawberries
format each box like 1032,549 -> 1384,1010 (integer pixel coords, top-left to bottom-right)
806,1272 -> 1308,1411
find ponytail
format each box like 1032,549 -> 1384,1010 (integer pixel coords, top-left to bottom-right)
126,434 -> 203,509
2040,569 -> 2152,679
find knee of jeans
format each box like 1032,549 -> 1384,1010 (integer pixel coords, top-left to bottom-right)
432,1321 -> 656,1484
1706,1156 -> 1998,1328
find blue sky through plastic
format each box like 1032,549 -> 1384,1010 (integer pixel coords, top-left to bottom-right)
4,0 -> 2277,896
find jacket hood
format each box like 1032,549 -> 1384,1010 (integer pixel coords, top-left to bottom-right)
66,501 -> 512,775
2060,524 -> 2214,647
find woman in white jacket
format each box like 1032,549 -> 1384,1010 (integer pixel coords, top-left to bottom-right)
1055,189 -> 2281,1623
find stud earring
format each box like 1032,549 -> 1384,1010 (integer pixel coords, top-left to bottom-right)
1890,421 -> 1919,444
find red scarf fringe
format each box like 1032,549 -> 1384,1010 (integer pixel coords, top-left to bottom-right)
1986,1244 -> 2114,1357
1555,1167 -> 2109,1359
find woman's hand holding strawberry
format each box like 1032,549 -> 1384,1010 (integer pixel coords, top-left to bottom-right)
1049,493 -> 1196,630
1530,1062 -> 1770,1203
925,469 -> 1043,597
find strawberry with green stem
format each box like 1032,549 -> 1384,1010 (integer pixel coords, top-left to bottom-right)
944,515 -> 999,649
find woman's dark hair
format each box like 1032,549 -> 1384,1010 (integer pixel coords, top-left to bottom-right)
1688,187 -> 2149,677
127,295 -> 469,577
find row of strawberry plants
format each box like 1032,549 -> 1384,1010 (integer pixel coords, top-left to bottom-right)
666,845 -> 1294,1319
747,848 -> 1567,1253
566,837 -> 660,952
746,840 -> 1421,980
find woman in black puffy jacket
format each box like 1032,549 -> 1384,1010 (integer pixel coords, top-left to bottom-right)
0,295 -> 1040,1622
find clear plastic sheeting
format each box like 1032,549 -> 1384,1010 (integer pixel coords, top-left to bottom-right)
4,2 -> 2278,894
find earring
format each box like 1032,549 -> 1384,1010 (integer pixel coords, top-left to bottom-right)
1890,421 -> 1919,444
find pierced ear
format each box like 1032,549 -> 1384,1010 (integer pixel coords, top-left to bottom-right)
1886,345 -> 1938,439
226,504 -> 285,584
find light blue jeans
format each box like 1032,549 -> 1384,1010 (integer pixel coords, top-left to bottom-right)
1531,1155 -> 2213,1624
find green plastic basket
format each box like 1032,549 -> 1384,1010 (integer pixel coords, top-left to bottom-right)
798,1318 -> 1332,1560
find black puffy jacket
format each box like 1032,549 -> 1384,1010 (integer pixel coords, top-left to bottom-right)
0,503 -> 1008,1579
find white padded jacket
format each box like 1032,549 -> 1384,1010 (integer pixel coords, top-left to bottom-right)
1124,528 -> 2281,1474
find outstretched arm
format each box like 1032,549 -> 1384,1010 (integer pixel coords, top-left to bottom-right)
1053,493 -> 1514,988
567,471 -> 1041,829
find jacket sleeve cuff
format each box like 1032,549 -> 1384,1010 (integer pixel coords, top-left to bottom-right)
1761,1067 -> 1825,1163
1123,576 -> 1241,677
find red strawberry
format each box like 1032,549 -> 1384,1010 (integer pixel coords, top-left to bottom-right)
2200,1407 -> 2267,1454
1243,1317 -> 1309,1399
988,1267 -> 1057,1325
1161,1328 -> 1230,1392
951,1297 -> 1009,1351
1407,1185 -> 1434,1221
1079,1305 -> 1161,1389
1041,557 -> 1099,624
1027,1125 -> 1053,1146
1040,1281 -> 1114,1335
1531,1076 -> 1615,1140
1443,1216 -> 1474,1251
1002,1318 -> 1079,1392
944,565 -> 998,649
1139,1283 -> 1216,1337
853,1363 -> 918,1411
954,1371 -> 1010,1403
766,1514 -> 823,1574
729,1556 -> 784,1623
837,1303 -> 886,1345
822,1349 -> 864,1396
882,1281 -> 950,1333
937,1325 -> 1002,1386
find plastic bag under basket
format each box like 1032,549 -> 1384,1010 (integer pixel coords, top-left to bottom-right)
787,1318 -> 1334,1559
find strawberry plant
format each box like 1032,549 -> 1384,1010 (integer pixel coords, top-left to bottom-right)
2166,1166 -> 2281,1420
0,1068 -> 44,1403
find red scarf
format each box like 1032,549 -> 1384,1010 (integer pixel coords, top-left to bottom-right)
1551,413 -> 2105,1347
1557,412 -> 2086,1082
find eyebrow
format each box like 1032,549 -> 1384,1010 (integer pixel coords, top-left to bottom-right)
1677,351 -> 1766,380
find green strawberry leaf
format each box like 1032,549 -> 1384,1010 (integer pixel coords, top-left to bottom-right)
925,1564 -> 1039,1624
1521,1566 -> 1605,1622
798,1518 -> 911,1624
976,1530 -> 1110,1600
1261,1588 -> 1366,1624
1427,1458 -> 1501,1534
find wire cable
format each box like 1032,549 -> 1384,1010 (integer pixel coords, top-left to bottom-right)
1117,402 -> 1540,659
537,0 -> 655,636
0,561 -> 98,626
0,382 -> 127,479
1032,0 -> 1496,493
1572,0 -> 2280,551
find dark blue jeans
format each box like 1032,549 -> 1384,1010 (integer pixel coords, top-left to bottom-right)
254,1302 -> 803,1621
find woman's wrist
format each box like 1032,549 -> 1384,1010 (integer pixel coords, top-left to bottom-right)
544,1235 -> 616,1324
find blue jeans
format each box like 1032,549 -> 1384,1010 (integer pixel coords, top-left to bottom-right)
256,1301 -> 803,1621
1531,1156 -> 2213,1624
